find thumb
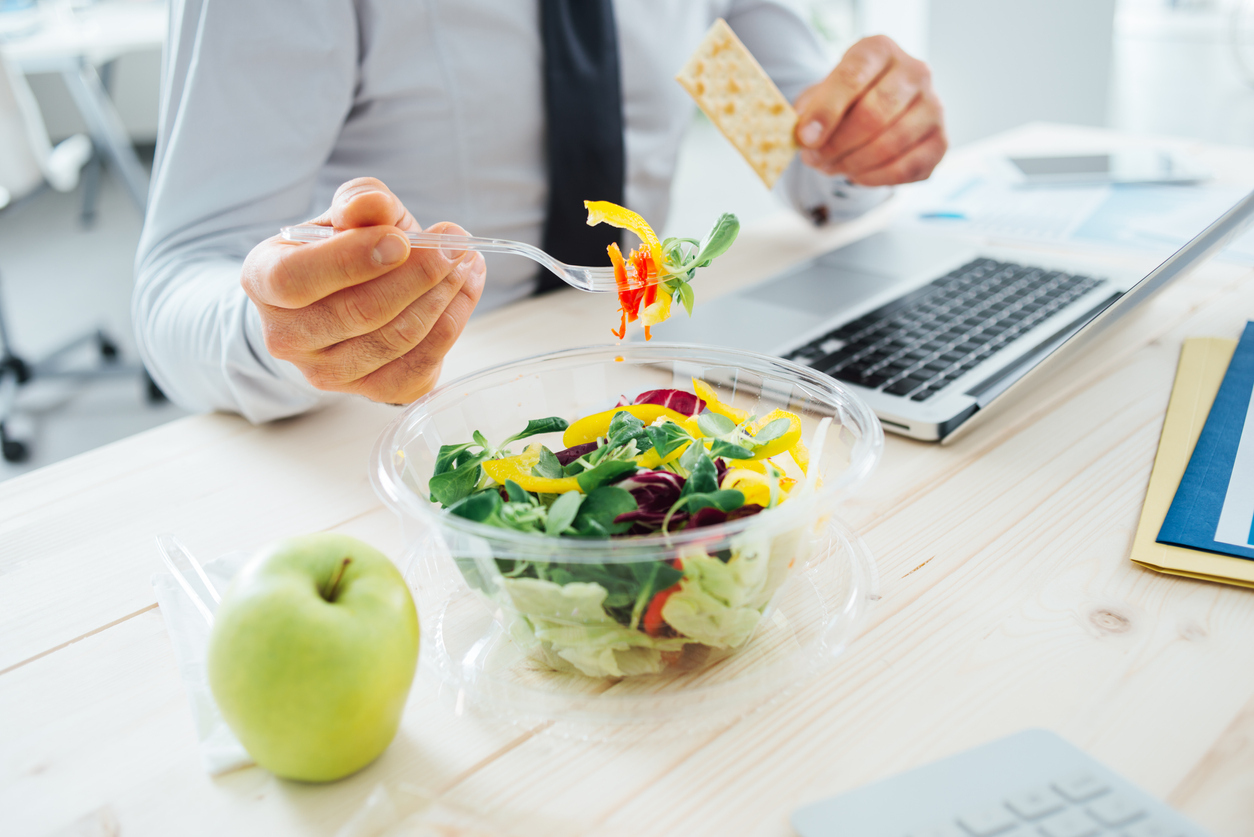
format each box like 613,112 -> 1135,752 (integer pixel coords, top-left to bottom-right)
795,35 -> 895,149
316,177 -> 417,232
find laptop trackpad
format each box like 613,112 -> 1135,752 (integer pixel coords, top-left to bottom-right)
744,263 -> 891,313
644,264 -> 891,353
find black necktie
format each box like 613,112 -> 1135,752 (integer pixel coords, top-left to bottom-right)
536,0 -> 625,294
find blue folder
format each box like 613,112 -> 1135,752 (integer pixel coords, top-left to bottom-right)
1158,321 -> 1254,560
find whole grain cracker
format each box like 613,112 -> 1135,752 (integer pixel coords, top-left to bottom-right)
675,18 -> 797,189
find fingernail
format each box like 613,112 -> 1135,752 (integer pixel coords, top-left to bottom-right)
372,233 -> 408,265
798,120 -> 824,147
441,242 -> 468,262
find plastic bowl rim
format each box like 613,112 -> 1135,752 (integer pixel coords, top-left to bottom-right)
369,342 -> 884,555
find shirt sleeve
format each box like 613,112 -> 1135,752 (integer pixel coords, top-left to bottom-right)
723,0 -> 892,225
133,0 -> 359,423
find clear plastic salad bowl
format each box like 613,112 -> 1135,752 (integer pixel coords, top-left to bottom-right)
371,343 -> 883,728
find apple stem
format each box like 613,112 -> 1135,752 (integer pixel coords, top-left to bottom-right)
322,556 -> 352,602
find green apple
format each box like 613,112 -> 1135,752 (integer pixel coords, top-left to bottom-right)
207,533 -> 419,782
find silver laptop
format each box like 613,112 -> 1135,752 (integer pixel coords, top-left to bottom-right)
648,190 -> 1254,442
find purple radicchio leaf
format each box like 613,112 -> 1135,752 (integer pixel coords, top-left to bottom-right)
555,441 -> 598,466
685,501 -> 765,531
632,388 -> 706,416
686,507 -> 728,529
726,503 -> 765,522
613,470 -> 686,531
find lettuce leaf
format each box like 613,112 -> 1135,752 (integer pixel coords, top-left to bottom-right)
660,532 -> 781,649
501,578 -> 686,677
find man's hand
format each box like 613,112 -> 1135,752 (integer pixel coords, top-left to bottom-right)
241,177 -> 486,404
794,35 -> 946,187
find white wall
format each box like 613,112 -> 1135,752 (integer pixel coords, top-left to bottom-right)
923,0 -> 1117,145
1112,1 -> 1254,145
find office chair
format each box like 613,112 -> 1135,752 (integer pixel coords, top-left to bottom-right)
0,53 -> 145,463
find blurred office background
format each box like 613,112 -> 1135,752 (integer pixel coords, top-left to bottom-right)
1,0 -> 1252,481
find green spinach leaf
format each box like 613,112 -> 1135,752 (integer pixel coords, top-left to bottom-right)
683,452 -> 720,495
429,461 -> 483,506
696,411 -> 736,438
545,490 -> 584,536
646,421 -> 693,458
448,489 -> 501,522
752,416 -> 792,445
606,410 -> 649,450
695,213 -> 740,267
531,446 -> 564,479
576,459 -> 639,493
710,439 -> 755,460
574,485 -> 637,536
503,479 -> 530,504
503,417 -> 569,445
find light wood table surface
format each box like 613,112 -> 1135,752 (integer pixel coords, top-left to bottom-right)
4,125 -> 1254,836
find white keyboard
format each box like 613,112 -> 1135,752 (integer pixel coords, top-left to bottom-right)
791,730 -> 1210,837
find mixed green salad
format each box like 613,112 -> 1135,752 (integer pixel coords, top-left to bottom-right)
428,380 -> 829,678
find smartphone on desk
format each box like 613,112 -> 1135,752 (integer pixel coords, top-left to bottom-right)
1004,149 -> 1209,186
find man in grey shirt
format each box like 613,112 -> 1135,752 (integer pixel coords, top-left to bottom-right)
134,1 -> 945,423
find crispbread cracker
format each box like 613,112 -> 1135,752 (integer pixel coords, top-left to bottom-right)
675,18 -> 797,189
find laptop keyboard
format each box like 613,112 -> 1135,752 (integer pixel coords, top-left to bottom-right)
785,258 -> 1104,402
790,730 -> 1210,837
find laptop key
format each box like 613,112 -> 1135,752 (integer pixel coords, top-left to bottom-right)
1037,810 -> 1100,837
1004,787 -> 1065,819
1053,772 -> 1109,802
1086,794 -> 1145,826
1120,820 -> 1187,837
862,372 -> 891,388
956,806 -> 1017,836
884,378 -> 922,396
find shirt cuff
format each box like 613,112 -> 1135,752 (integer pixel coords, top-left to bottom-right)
777,157 -> 893,225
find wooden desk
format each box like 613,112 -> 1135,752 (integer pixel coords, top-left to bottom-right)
4,125 -> 1254,836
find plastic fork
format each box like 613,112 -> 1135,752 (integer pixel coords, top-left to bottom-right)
279,224 -> 620,293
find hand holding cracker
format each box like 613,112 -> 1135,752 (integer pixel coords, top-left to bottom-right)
794,35 -> 947,187
675,19 -> 797,189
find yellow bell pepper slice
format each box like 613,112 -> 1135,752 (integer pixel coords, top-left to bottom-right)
691,378 -> 749,424
721,468 -> 796,508
481,444 -> 582,494
789,436 -> 810,475
584,200 -> 665,271
749,409 -> 802,460
720,469 -> 770,507
562,404 -> 691,448
639,288 -> 672,326
637,442 -> 686,470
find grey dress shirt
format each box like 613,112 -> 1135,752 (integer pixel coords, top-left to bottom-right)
134,0 -> 887,422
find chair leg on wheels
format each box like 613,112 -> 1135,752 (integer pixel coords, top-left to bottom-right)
1,422 -> 29,464
97,330 -> 119,363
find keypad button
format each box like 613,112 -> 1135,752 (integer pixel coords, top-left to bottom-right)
819,338 -> 846,354
1053,772 -> 1109,803
1121,819 -> 1187,837
885,378 -> 922,396
1037,809 -> 1100,837
1086,793 -> 1145,826
1004,786 -> 1065,819
956,805 -> 1018,836
863,372 -> 890,388
905,823 -> 968,837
